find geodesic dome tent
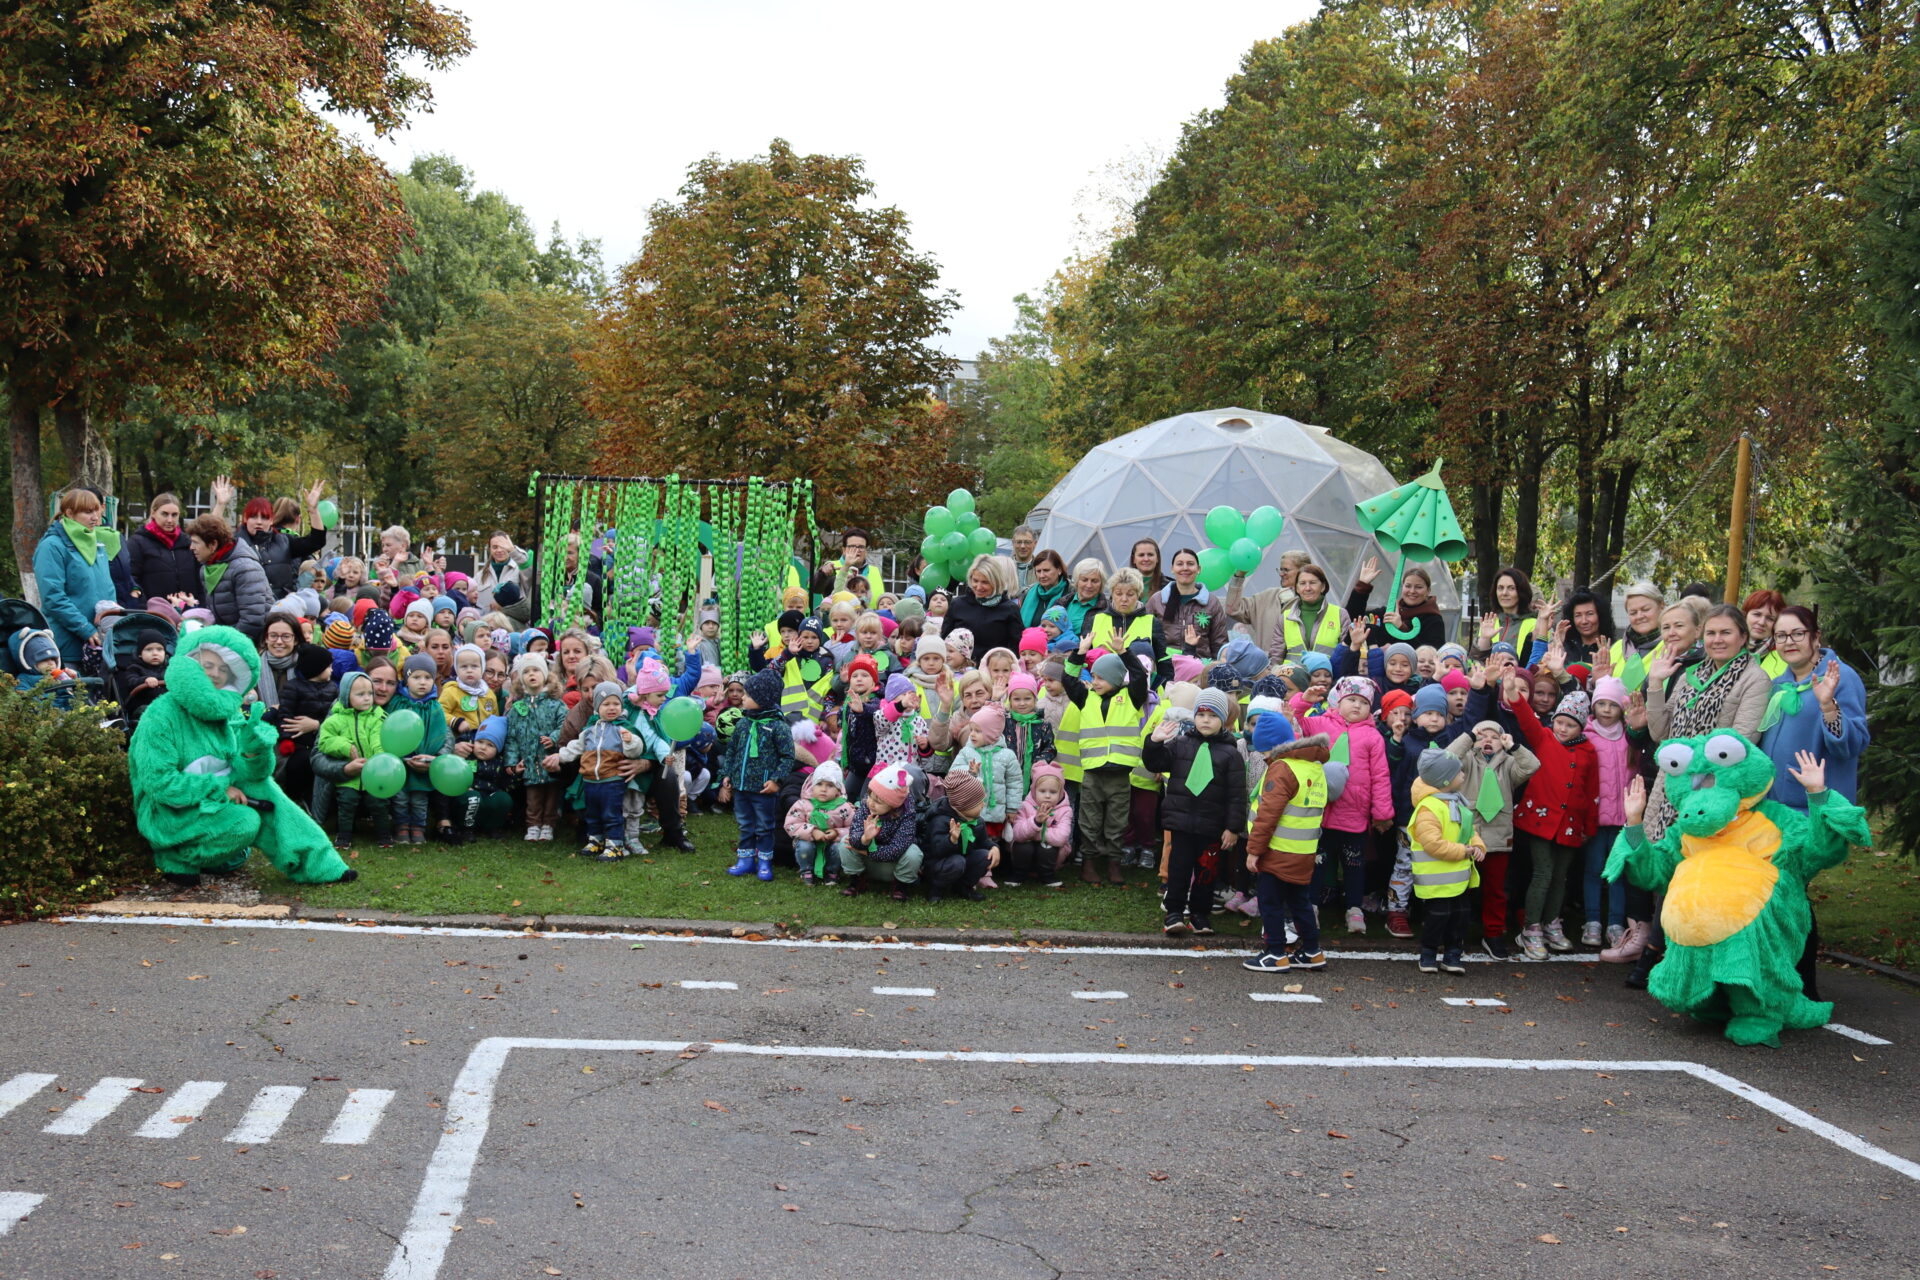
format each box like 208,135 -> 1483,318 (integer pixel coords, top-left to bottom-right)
1029,408 -> 1461,626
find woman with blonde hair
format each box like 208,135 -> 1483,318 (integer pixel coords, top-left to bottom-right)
942,554 -> 1022,657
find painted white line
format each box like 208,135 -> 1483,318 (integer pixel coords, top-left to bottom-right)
0,1072 -> 58,1120
43,1077 -> 143,1136
872,986 -> 936,997
381,1035 -> 1920,1280
0,1192 -> 44,1237
59,914 -> 1607,961
1825,1023 -> 1892,1046
676,980 -> 737,990
225,1085 -> 305,1144
1072,991 -> 1128,1001
1442,997 -> 1506,1008
133,1080 -> 226,1138
1250,992 -> 1323,1004
323,1088 -> 396,1145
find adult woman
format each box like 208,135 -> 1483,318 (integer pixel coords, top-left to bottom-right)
1472,567 -> 1537,658
33,487 -> 120,666
471,531 -> 527,613
1607,582 -> 1667,693
186,513 -> 273,642
365,657 -> 401,711
213,476 -> 328,597
1088,567 -> 1170,686
1018,550 -> 1070,626
1062,559 -> 1107,639
125,492 -> 204,607
1276,563 -> 1348,663
254,613 -> 307,714
1744,589 -> 1788,679
942,555 -> 1023,659
1221,550 -> 1309,661
1560,590 -> 1615,667
483,651 -> 511,705
551,629 -> 595,707
1129,539 -> 1165,599
423,628 -> 456,682
1347,557 -> 1446,649
1149,548 -> 1230,659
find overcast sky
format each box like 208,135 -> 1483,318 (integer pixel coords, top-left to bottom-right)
349,0 -> 1320,358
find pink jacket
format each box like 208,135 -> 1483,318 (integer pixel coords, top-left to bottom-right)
1009,794 -> 1074,847
783,796 -> 853,841
1305,712 -> 1392,833
1585,721 -> 1631,828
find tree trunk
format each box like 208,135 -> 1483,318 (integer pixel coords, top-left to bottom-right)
54,399 -> 113,494
1573,461 -> 1595,587
11,395 -> 44,605
1471,474 -> 1504,610
1513,430 -> 1547,580
1603,461 -> 1637,587
1592,465 -> 1617,591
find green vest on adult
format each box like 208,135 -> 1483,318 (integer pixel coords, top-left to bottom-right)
1284,607 -> 1345,659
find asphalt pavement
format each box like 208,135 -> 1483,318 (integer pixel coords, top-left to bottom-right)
0,915 -> 1914,1279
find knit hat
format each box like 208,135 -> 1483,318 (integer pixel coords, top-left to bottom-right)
511,652 -> 550,680
1384,642 -> 1417,667
844,654 -> 880,690
1220,634 -> 1268,680
1591,675 -> 1629,710
323,619 -> 356,650
1489,640 -> 1518,659
944,770 -> 986,814
1170,654 -> 1206,685
294,643 -> 335,681
1472,720 -> 1504,738
1018,627 -> 1049,655
592,679 -> 624,706
904,585 -> 926,602
1437,643 -> 1469,668
632,625 -> 658,651
11,627 -> 59,672
743,667 -> 783,710
1193,687 -> 1233,725
799,616 -> 828,643
404,597 -> 434,622
489,627 -> 510,652
1251,712 -> 1295,753
1091,652 -> 1128,688
352,599 -> 379,628
1275,663 -> 1309,693
362,611 -> 396,651
431,595 -> 458,618
1247,694 -> 1286,722
694,663 -> 721,692
1553,691 -> 1591,725
892,597 -> 926,626
1301,652 -> 1333,675
1418,747 -> 1463,788
1413,684 -> 1450,718
494,580 -> 523,607
884,673 -> 915,701
402,654 -> 438,681
1162,680 -> 1201,711
1030,761 -> 1064,787
1206,663 -> 1242,693
1440,669 -> 1472,693
914,633 -> 946,662
776,610 -> 805,635
1332,675 -> 1376,705
475,715 -> 507,750
878,615 -> 899,638
969,704 -> 1006,744
866,763 -> 911,808
1250,673 -> 1288,700
1041,605 -> 1069,630
1380,689 -> 1414,714
809,761 -> 845,796
781,586 -> 808,611
272,594 -> 307,619
1039,659 -> 1065,684
945,627 -> 975,659
145,598 -> 181,626
632,657 -> 670,696
1007,671 -> 1038,696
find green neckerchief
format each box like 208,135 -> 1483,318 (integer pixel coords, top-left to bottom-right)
742,708 -> 777,760
61,517 -> 120,565
807,796 -> 843,830
1329,731 -> 1351,765
1432,789 -> 1475,845
202,560 -> 229,593
1183,734 -> 1216,795
1761,658 -> 1824,732
1008,709 -> 1044,789
1474,758 -> 1506,823
954,812 -> 979,858
974,742 -> 1008,812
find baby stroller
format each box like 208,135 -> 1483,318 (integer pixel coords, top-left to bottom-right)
0,598 -> 98,709
103,610 -> 178,730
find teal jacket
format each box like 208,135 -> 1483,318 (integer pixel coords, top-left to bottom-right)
33,522 -> 116,663
390,689 -> 450,791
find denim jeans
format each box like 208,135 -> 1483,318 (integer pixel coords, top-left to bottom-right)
793,838 -> 833,878
582,778 -> 626,842
732,789 -> 780,856
1583,824 -> 1626,928
1256,872 -> 1318,957
391,790 -> 429,831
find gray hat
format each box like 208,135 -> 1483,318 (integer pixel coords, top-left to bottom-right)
1091,652 -> 1128,688
592,680 -> 624,704
1554,691 -> 1591,725
1385,642 -> 1418,666
1418,747 -> 1462,789
1194,688 -> 1232,724
1413,684 -> 1450,718
402,653 -> 439,680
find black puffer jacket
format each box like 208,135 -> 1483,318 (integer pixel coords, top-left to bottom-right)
125,525 -> 204,604
1141,727 -> 1248,838
244,525 -> 327,596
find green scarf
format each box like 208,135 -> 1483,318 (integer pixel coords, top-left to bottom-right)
1008,709 -> 1045,790
61,517 -> 120,566
807,796 -> 843,831
202,560 -> 229,593
974,742 -> 1009,813
1760,658 -> 1824,733
1433,789 -> 1476,844
1474,759 -> 1506,824
1183,736 -> 1216,795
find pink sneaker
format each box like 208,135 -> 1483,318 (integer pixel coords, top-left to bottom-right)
1237,893 -> 1261,918
1222,890 -> 1249,914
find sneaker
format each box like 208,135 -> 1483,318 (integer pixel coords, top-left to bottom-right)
1605,923 -> 1627,949
1345,907 -> 1367,935
538,825 -> 554,841
409,831 -> 426,846
333,838 -> 352,853
1601,920 -> 1648,963
1044,877 -> 1064,889
1236,894 -> 1261,918
1362,893 -> 1386,914
595,842 -> 630,862
1482,935 -> 1511,960
1417,951 -> 1440,973
525,826 -> 541,842
889,886 -> 910,901
1581,921 -> 1603,948
579,836 -> 605,859
1544,920 -> 1573,952
1001,879 -> 1023,889
1163,913 -> 1190,937
1190,917 -> 1215,936
1291,951 -> 1327,971
1386,911 -> 1413,938
1440,953 -> 1467,975
1243,952 -> 1290,973
1222,891 -> 1249,914
840,876 -> 866,897
1518,925 -> 1548,961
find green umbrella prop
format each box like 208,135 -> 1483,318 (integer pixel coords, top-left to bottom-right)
1353,459 -> 1470,641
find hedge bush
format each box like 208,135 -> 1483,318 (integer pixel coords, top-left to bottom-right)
0,676 -> 148,919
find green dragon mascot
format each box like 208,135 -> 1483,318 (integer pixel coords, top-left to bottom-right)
1604,731 -> 1866,1047
129,625 -> 355,886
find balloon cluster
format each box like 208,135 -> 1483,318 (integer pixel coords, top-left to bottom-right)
917,489 -> 996,595
1194,504 -> 1286,590
356,709 -> 476,799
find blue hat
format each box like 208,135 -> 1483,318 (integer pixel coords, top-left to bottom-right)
431,595 -> 458,617
1490,641 -> 1518,658
1042,605 -> 1069,628
475,715 -> 507,750
1413,684 -> 1450,718
1251,712 -> 1295,753
905,585 -> 926,602
743,667 -> 783,710
362,611 -> 396,650
1301,652 -> 1333,674
1206,663 -> 1242,693
1220,635 -> 1268,680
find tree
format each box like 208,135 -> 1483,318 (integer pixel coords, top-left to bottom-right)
948,293 -> 1069,532
0,1 -> 470,584
583,139 -> 963,527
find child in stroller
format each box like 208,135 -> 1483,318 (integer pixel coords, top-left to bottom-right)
106,611 -> 179,727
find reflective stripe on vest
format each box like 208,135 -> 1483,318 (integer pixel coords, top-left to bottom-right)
1055,700 -> 1083,782
781,657 -> 832,721
1131,702 -> 1167,791
1090,610 -> 1154,659
1408,793 -> 1479,899
1260,758 -> 1326,855
1609,636 -> 1665,694
1077,690 -> 1145,772
1284,607 -> 1344,658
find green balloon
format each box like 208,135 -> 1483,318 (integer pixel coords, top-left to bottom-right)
382,708 -> 424,756
1228,536 -> 1264,575
1246,505 -> 1284,547
361,753 -> 407,799
919,563 -> 948,594
947,488 -> 976,516
316,498 -> 340,530
967,526 -> 996,556
1196,546 -> 1233,591
919,533 -> 941,562
429,754 -> 474,797
939,530 -> 967,560
954,510 -> 980,536
658,695 -> 705,742
924,505 -> 955,538
1204,505 -> 1246,548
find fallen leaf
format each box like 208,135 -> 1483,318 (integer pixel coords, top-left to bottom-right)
406,1039 -> 428,1045
210,1225 -> 247,1236
158,1181 -> 185,1190
1488,1155 -> 1507,1162
1283,983 -> 1303,993
1327,1130 -> 1350,1139
773,1184 -> 788,1191
581,1067 -> 594,1074
336,1175 -> 351,1181
782,1204 -> 799,1211
1147,1171 -> 1169,1181
475,1217 -> 495,1224
186,974 -> 208,981
132,1086 -> 166,1094
544,1270 -> 562,1277
122,1242 -> 143,1249
703,1100 -> 729,1112
1536,1234 -> 1560,1244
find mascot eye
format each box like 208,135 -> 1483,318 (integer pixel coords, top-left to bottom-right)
1704,733 -> 1747,766
1656,743 -> 1694,776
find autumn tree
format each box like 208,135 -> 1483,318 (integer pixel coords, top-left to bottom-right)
0,1 -> 470,586
584,140 -> 962,528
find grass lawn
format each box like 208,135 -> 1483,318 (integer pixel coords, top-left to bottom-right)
1810,847 -> 1920,973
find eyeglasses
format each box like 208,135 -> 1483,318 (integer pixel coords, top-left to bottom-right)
1773,629 -> 1812,644
843,541 -> 867,551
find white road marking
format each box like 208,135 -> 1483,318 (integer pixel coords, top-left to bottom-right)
1072,991 -> 1128,1001
0,1192 -> 44,1237
43,1077 -> 143,1136
226,1085 -> 305,1143
1825,1023 -> 1892,1046
872,986 -> 936,997
324,1088 -> 397,1144
1249,993 -> 1323,1003
133,1080 -> 226,1138
1442,997 -> 1507,1007
0,1072 -> 57,1120
676,980 -> 737,990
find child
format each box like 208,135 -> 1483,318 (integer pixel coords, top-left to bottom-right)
875,672 -> 929,774
114,635 -> 171,720
1006,762 -> 1073,888
1415,645 -> 1439,680
833,655 -> 884,795
696,610 -> 722,674
944,627 -> 975,673
1243,712 -> 1336,973
399,598 -> 433,649
1383,684 -> 1473,938
1142,687 -> 1248,936
505,653 -> 569,841
779,617 -> 836,721
919,769 -> 997,903
784,761 -> 853,884
953,704 -> 1023,829
1583,676 -> 1633,948
1443,719 -> 1539,959
1018,628 -> 1050,675
274,643 -> 338,816
8,627 -> 72,692
316,671 -> 388,850
979,646 -> 1017,702
1503,680 -> 1599,960
1002,672 -> 1056,792
1408,747 -> 1487,973
439,643 -> 500,745
624,658 -> 696,855
1369,642 -> 1423,702
1061,649 -> 1150,884
836,762 -> 921,900
1440,668 -> 1472,718
718,668 -> 795,879
1039,606 -> 1079,653
1304,676 -> 1393,934
463,716 -> 514,839
548,680 -> 643,860
388,655 -> 451,844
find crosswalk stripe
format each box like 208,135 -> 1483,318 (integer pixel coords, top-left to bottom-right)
323,1088 -> 396,1144
1072,991 -> 1128,1000
1441,997 -> 1506,1007
133,1080 -> 227,1138
43,1077 -> 143,1136
677,980 -> 737,990
872,986 -> 936,997
0,1073 -> 58,1121
225,1085 -> 305,1143
1250,993 -> 1323,1003
0,1192 -> 44,1237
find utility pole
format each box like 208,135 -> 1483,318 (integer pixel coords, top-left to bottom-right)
1724,433 -> 1753,604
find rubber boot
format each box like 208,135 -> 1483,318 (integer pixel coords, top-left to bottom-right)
1107,855 -> 1127,886
727,851 -> 756,877
756,854 -> 774,882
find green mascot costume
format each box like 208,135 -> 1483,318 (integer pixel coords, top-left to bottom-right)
1604,730 -> 1866,1047
129,625 -> 355,886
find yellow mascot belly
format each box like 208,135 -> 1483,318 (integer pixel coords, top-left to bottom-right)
1662,811 -> 1781,947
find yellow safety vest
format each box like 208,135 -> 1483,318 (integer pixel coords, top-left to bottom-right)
1077,687 -> 1145,772
1759,649 -> 1787,680
1608,637 -> 1666,694
1255,757 -> 1326,856
781,653 -> 834,721
786,561 -> 883,601
1408,794 -> 1480,899
1089,610 -> 1154,657
1131,701 -> 1167,792
1055,698 -> 1083,783
1283,607 -> 1344,659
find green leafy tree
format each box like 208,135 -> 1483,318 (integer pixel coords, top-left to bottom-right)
952,293 -> 1068,532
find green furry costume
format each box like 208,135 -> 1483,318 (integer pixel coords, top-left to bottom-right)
129,625 -> 352,884
1604,729 -> 1866,1047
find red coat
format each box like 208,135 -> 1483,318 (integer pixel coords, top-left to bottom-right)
1504,695 -> 1599,847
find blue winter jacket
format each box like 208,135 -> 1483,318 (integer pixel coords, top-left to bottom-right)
1759,649 -> 1870,809
32,522 -> 117,664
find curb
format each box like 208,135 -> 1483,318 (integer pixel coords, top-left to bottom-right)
1820,948 -> 1920,989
